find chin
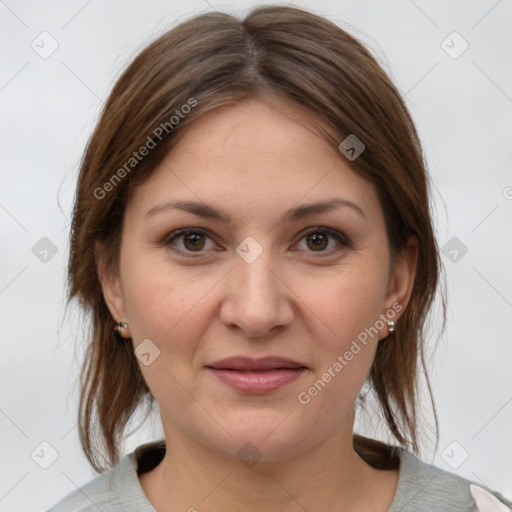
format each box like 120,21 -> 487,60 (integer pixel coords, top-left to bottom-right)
206,417 -> 313,464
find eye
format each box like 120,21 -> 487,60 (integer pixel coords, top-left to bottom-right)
294,227 -> 352,255
163,227 -> 351,257
164,229 -> 218,255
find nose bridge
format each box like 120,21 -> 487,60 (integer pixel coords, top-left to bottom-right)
235,242 -> 279,307
222,238 -> 293,336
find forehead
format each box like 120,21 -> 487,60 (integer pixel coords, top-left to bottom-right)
127,98 -> 380,225
164,97 -> 338,168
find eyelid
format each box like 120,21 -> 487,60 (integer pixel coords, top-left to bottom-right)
164,228 -> 220,255
293,227 -> 352,254
297,226 -> 352,245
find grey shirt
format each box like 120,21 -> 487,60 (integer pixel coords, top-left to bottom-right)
47,440 -> 511,511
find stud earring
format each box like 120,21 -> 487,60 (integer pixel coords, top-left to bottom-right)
116,321 -> 131,339
387,320 -> 395,334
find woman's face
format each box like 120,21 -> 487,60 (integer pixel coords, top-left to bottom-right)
99,97 -> 416,462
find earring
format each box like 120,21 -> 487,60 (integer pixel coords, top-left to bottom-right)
387,321 -> 396,334
116,321 -> 131,339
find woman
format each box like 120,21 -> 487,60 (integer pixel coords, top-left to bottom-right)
48,5 -> 511,511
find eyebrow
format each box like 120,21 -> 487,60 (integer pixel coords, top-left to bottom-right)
144,197 -> 366,224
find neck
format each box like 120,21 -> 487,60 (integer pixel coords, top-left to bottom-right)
140,411 -> 389,512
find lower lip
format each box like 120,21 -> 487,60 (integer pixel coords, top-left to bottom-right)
206,367 -> 306,393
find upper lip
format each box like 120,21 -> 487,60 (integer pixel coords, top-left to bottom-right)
206,356 -> 307,371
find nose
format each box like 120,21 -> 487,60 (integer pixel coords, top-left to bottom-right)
220,246 -> 295,338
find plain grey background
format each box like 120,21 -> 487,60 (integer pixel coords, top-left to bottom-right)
1,1 -> 511,510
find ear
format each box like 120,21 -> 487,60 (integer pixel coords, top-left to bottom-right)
94,240 -> 127,322
381,236 -> 418,323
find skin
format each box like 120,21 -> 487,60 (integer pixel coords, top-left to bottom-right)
97,96 -> 418,512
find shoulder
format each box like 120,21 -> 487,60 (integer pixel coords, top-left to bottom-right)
390,447 -> 512,512
46,464 -> 120,512
46,441 -> 164,511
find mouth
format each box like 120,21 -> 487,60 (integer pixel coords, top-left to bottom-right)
205,356 -> 308,393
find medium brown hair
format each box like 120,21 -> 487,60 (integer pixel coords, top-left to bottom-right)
66,5 -> 446,473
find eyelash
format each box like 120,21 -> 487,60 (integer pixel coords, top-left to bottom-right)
163,227 -> 352,257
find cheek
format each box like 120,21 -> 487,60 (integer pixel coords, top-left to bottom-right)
119,256 -> 217,413
297,293 -> 379,427
300,263 -> 388,354
120,244 -> 212,342
119,251 -> 229,406
292,261 -> 387,411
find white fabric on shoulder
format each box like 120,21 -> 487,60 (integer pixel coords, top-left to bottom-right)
470,484 -> 512,512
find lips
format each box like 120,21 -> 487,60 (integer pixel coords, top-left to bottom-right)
206,356 -> 307,393
206,356 -> 306,371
